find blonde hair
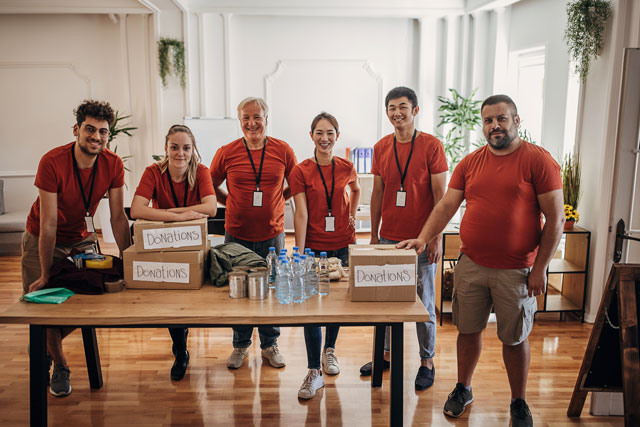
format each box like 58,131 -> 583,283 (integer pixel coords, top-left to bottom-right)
237,97 -> 269,118
156,124 -> 201,189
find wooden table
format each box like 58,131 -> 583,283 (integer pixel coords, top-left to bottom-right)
0,280 -> 428,427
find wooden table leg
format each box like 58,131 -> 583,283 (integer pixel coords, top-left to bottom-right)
81,327 -> 103,389
372,324 -> 385,387
390,322 -> 403,427
30,325 -> 47,427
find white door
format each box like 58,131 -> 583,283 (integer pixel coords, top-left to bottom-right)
610,48 -> 640,263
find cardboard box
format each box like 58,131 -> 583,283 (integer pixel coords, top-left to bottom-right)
133,218 -> 207,253
123,246 -> 206,289
348,244 -> 417,302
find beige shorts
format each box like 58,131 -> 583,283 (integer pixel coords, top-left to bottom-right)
452,254 -> 537,345
21,231 -> 98,293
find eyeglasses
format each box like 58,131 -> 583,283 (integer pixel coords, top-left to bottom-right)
83,124 -> 110,138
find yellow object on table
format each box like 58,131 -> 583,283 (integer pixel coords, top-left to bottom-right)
85,255 -> 113,269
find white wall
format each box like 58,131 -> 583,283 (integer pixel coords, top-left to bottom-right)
0,14 -> 129,211
507,0 -> 570,162
194,14 -> 421,164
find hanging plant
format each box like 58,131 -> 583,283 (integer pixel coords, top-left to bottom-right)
564,0 -> 612,81
158,37 -> 186,89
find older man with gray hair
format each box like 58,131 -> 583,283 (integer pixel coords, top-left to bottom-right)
210,97 -> 297,369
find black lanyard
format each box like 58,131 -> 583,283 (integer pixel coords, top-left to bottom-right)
71,143 -> 98,216
393,129 -> 417,191
242,137 -> 267,190
314,152 -> 335,215
166,168 -> 188,208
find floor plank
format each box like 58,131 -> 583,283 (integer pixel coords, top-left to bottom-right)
0,235 -> 623,426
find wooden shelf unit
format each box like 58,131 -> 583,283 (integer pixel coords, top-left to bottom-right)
435,225 -> 591,325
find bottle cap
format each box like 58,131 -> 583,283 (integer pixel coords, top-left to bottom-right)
320,251 -> 327,256
269,246 -> 275,251
309,252 -> 315,257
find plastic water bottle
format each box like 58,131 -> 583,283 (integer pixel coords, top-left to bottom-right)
308,252 -> 319,297
318,252 -> 330,296
276,259 -> 292,304
292,258 -> 305,303
266,247 -> 277,290
299,254 -> 309,300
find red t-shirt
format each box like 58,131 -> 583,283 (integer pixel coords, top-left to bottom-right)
26,142 -> 125,244
371,131 -> 448,241
134,163 -> 215,209
210,137 -> 297,242
290,157 -> 357,251
449,142 -> 563,269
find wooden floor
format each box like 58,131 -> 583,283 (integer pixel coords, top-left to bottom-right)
0,234 -> 623,426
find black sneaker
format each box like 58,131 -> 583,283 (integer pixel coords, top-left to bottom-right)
415,365 -> 435,390
510,398 -> 533,427
359,359 -> 390,376
171,350 -> 190,381
443,383 -> 473,417
50,364 -> 72,397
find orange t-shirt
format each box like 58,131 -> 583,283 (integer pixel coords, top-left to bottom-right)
134,163 -> 215,209
448,142 -> 562,269
289,157 -> 357,251
210,137 -> 297,242
26,142 -> 125,244
371,131 -> 448,241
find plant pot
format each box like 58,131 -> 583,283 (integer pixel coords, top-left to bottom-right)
564,220 -> 575,231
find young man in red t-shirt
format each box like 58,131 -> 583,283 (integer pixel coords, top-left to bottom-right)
22,100 -> 131,397
399,95 -> 565,426
361,87 -> 448,391
210,97 -> 297,370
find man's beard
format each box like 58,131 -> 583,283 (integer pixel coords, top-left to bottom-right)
487,129 -> 516,150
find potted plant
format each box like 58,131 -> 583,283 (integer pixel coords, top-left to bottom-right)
564,0 -> 612,81
158,37 -> 186,88
108,111 -> 137,172
436,88 -> 482,172
562,154 -> 581,230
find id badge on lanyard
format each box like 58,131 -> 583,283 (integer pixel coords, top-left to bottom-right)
253,189 -> 263,207
396,189 -> 407,207
325,215 -> 335,232
84,212 -> 96,233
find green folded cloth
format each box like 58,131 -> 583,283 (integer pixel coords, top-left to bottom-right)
21,288 -> 75,304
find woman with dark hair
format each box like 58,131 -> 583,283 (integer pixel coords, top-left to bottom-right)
131,124 -> 216,381
289,112 -> 360,399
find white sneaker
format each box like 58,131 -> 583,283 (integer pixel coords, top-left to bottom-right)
261,345 -> 286,368
298,369 -> 324,399
322,347 -> 340,375
227,347 -> 249,369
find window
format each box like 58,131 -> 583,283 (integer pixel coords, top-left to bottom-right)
508,47 -> 546,144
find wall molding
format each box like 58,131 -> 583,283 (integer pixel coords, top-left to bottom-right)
0,171 -> 36,178
264,58 -> 384,138
0,61 -> 92,97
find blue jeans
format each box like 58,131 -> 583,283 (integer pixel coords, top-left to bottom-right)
309,246 -> 350,266
303,326 -> 340,369
225,231 -> 285,348
380,238 -> 437,360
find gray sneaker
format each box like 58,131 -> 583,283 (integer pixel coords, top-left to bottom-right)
443,383 -> 473,417
261,345 -> 286,368
50,364 -> 72,397
510,398 -> 533,427
227,347 -> 249,369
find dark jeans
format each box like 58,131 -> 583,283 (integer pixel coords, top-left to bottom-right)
309,246 -> 350,266
303,326 -> 340,369
225,231 -> 285,348
169,327 -> 187,353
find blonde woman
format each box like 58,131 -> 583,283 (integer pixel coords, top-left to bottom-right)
131,124 -> 216,380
